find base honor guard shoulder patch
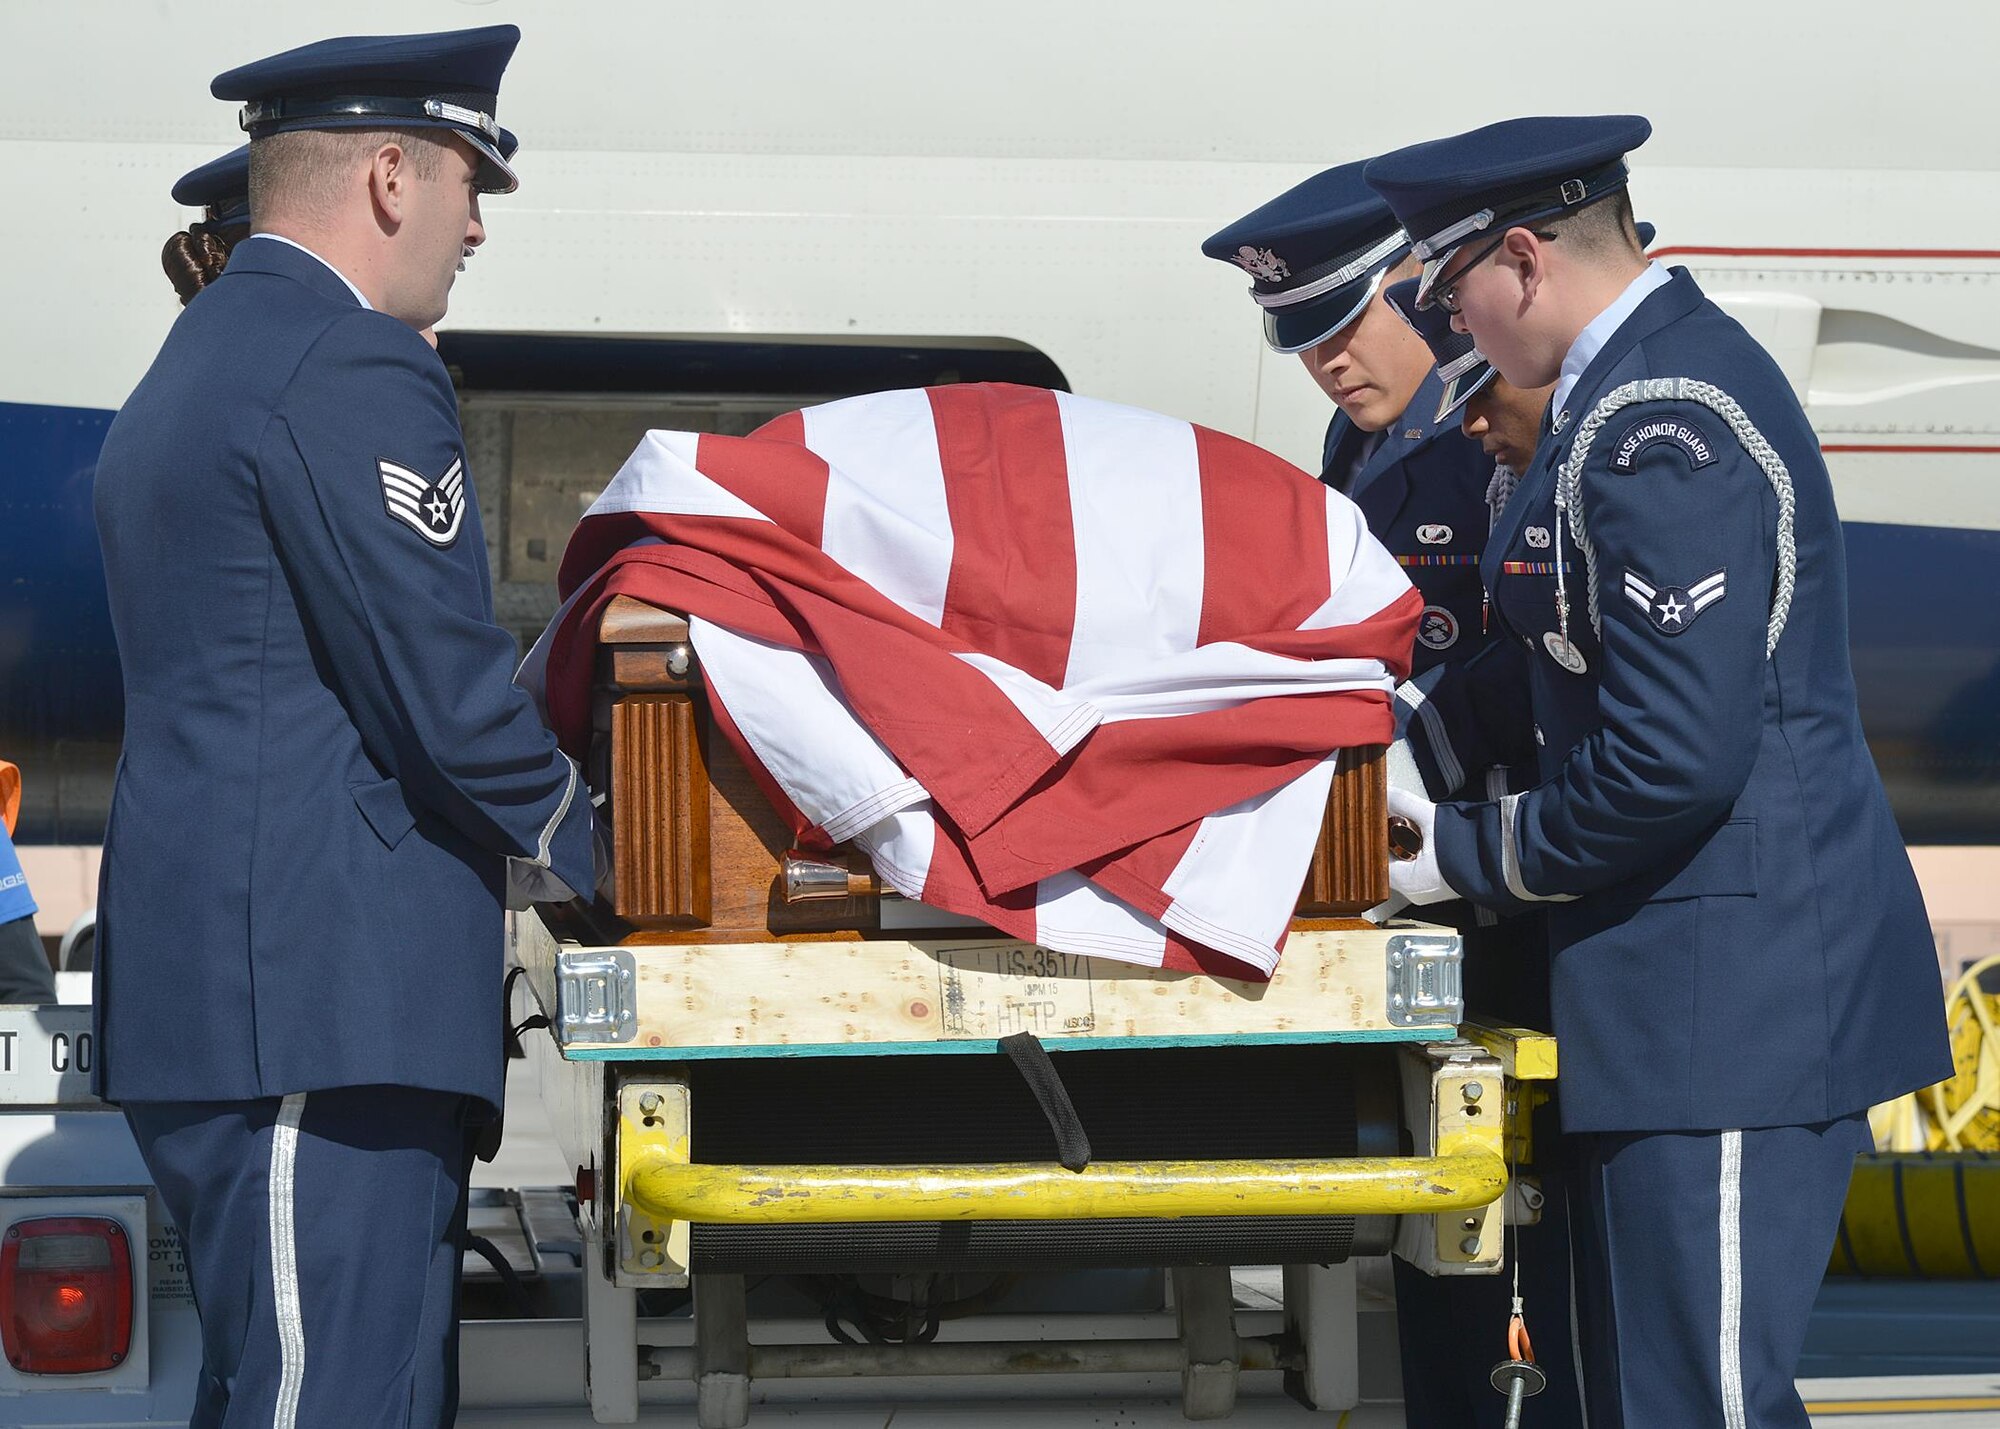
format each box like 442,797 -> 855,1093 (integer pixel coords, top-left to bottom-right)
1624,567 -> 1725,635
379,455 -> 466,548
1611,416 -> 1715,472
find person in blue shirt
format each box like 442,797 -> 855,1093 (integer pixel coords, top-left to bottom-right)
1206,170 -> 1583,1429
93,27 -> 589,1427
1368,116 -> 1951,1429
0,762 -> 57,1004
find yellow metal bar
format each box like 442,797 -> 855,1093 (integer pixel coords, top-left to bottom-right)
1805,1396 -> 2000,1416
622,1149 -> 1507,1225
1458,1016 -> 1559,1081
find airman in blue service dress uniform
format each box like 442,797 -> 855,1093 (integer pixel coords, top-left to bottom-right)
93,26 -> 589,1427
1202,162 -> 1499,682
1206,169 -> 1583,1428
1368,116 -> 1952,1429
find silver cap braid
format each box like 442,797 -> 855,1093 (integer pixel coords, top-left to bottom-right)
1555,378 -> 1797,658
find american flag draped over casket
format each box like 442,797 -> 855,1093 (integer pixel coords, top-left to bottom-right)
524,383 -> 1419,978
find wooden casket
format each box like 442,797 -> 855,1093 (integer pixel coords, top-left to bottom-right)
573,595 -> 1391,946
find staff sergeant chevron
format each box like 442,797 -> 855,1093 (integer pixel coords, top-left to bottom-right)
379,455 -> 467,548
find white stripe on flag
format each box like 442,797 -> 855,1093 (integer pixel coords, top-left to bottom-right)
951,651 -> 1100,755
588,430 -> 771,522
689,617 -> 923,838
1070,640 -> 1394,724
805,390 -> 955,627
1159,754 -> 1339,975
1033,870 -> 1170,966
1054,391 -> 1205,684
1300,484 -> 1415,630
853,805 -> 940,904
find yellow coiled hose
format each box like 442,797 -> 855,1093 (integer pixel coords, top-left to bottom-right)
1832,956 -> 2000,1278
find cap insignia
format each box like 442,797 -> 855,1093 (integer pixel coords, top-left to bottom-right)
1232,246 -> 1291,283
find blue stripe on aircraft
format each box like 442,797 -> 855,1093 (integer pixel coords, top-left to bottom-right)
1845,520 -> 2000,844
0,400 -> 122,746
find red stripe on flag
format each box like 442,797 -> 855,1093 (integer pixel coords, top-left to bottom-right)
1079,821 -> 1201,918
709,417 -> 829,550
1194,425 -> 1331,648
750,410 -> 806,443
910,823 -> 1042,945
550,423 -> 829,597
962,689 -> 1398,896
1161,930 -> 1267,980
927,385 -> 1079,689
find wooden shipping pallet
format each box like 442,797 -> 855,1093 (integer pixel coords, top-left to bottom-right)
516,913 -> 1464,1061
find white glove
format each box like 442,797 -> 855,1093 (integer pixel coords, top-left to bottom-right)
1386,785 -> 1455,906
1385,735 -> 1428,801
504,857 -> 582,911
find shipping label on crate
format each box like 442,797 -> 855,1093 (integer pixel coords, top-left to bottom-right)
935,943 -> 1098,1039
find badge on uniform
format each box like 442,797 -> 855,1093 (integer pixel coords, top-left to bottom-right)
1416,523 -> 1453,545
1623,567 -> 1725,635
1543,630 -> 1588,674
1525,525 -> 1551,549
1418,605 -> 1460,651
1611,416 -> 1715,472
379,456 -> 466,548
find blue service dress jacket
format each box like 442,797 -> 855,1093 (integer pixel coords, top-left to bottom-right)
1429,268 -> 1950,1133
1326,371 -> 1498,681
91,237 -> 592,1112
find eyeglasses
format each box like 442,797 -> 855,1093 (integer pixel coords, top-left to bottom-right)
1430,229 -> 1558,315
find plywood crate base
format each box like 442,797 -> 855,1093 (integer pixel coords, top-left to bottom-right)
517,913 -> 1463,1061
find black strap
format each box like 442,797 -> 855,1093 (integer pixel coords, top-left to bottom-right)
998,1032 -> 1092,1173
503,965 -> 550,1059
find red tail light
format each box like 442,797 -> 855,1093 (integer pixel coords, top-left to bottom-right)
0,1216 -> 134,1375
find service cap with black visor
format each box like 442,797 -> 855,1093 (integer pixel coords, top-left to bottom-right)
210,23 -> 523,194
171,121 -> 522,227
1201,160 -> 1411,354
171,144 -> 252,227
1363,115 -> 1652,314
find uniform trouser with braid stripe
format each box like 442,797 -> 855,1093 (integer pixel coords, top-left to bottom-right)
125,1086 -> 477,1429
1568,1115 -> 1869,1429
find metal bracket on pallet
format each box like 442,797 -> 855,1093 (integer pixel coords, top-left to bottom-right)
1385,931 -> 1463,1028
1393,1042 -> 1508,1275
556,948 -> 638,1045
616,1081 -> 691,1287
